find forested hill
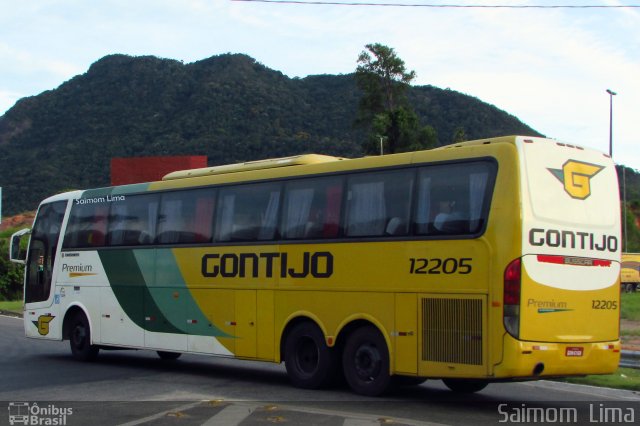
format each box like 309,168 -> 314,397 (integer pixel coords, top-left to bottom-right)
0,53 -> 541,215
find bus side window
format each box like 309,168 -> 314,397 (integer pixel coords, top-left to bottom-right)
414,162 -> 494,237
63,204 -> 108,248
281,176 -> 343,240
157,188 -> 216,244
216,183 -> 281,242
106,194 -> 159,246
345,170 -> 413,238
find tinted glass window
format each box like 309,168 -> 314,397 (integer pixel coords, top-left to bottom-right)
414,161 -> 495,236
282,176 -> 343,240
157,188 -> 216,244
63,202 -> 109,248
216,182 -> 281,242
106,194 -> 159,246
345,169 -> 414,237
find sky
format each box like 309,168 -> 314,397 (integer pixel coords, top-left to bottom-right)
1,0 -> 639,169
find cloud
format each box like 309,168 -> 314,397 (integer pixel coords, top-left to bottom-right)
0,0 -> 637,168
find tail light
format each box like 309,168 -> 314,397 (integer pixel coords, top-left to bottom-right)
503,258 -> 521,339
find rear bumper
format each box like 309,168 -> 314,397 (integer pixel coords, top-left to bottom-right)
494,334 -> 620,379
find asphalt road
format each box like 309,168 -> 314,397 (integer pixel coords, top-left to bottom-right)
1,314 -> 639,426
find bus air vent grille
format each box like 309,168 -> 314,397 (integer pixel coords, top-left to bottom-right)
421,298 -> 483,365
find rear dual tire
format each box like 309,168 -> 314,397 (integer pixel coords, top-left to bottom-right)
284,322 -> 339,389
284,322 -> 392,396
342,325 -> 391,396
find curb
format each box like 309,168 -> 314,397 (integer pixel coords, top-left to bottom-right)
0,309 -> 22,318
534,379 -> 640,400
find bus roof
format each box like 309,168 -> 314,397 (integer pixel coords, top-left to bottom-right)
161,136 -> 530,182
163,154 -> 347,181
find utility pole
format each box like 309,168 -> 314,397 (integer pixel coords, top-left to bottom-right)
378,135 -> 387,156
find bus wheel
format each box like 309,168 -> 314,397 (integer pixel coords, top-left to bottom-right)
284,322 -> 336,389
442,378 -> 488,393
69,313 -> 99,362
342,325 -> 391,396
157,351 -> 182,360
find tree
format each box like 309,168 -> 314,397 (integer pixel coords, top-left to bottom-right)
356,43 -> 415,117
453,127 -> 467,143
356,43 -> 436,154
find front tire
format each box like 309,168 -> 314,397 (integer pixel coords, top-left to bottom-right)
442,378 -> 488,393
69,313 -> 99,362
284,322 -> 338,389
342,325 -> 391,396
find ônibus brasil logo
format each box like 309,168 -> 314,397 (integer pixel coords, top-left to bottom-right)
547,160 -> 604,200
8,402 -> 73,425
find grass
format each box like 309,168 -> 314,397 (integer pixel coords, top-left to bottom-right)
559,368 -> 640,392
621,328 -> 640,337
621,292 -> 640,321
0,227 -> 21,238
0,300 -> 22,313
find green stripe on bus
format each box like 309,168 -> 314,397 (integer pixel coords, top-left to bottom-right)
149,249 -> 232,338
98,249 -> 184,335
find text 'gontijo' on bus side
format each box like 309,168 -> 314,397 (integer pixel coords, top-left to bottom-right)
10,135 -> 621,396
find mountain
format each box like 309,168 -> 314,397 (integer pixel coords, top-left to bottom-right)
0,53 -> 541,215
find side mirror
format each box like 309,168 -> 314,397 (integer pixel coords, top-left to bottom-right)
9,228 -> 31,264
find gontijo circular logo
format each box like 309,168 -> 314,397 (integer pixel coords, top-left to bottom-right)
547,160 -> 604,200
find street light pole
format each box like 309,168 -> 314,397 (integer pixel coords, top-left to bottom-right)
606,89 -> 616,157
606,89 -> 625,251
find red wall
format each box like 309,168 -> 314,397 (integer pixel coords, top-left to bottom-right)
111,156 -> 207,185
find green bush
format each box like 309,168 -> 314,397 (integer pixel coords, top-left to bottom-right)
0,238 -> 24,301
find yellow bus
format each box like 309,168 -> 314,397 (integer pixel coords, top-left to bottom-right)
10,135 -> 621,396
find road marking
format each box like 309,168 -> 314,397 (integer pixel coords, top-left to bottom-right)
118,400 -> 449,426
265,402 -> 448,426
117,401 -> 203,426
202,403 -> 257,426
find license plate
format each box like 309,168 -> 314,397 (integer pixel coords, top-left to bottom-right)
566,347 -> 584,357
